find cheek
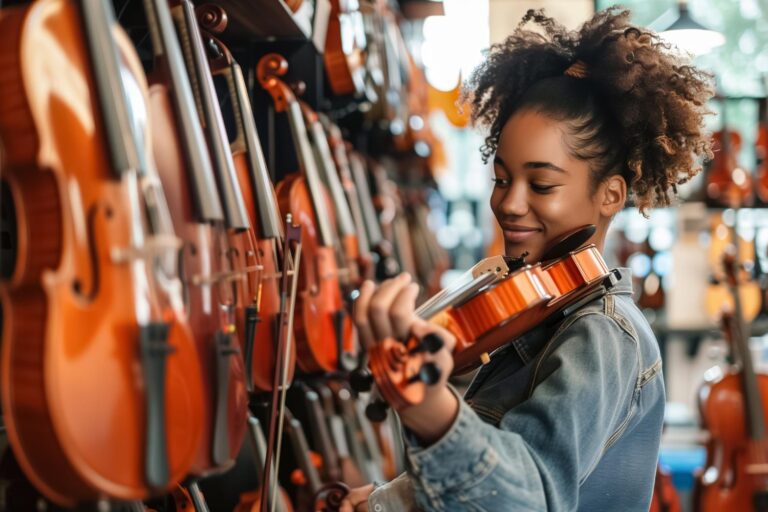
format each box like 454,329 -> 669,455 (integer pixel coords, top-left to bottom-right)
535,189 -> 597,226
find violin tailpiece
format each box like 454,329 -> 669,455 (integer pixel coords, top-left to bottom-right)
139,322 -> 173,489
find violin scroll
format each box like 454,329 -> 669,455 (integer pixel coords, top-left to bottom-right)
257,54 -> 293,112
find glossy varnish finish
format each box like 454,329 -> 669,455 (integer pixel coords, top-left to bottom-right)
258,53 -> 355,374
0,1 -> 203,504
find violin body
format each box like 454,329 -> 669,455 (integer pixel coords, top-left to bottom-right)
707,130 -> 753,207
650,464 -> 682,512
370,241 -> 612,411
324,0 -> 367,97
275,173 -> 355,373
756,99 -> 768,204
231,151 -> 295,392
148,85 -> 247,474
697,369 -> 768,511
0,2 -> 203,504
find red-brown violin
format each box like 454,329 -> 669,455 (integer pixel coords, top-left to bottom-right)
201,15 -> 297,395
169,0 -> 251,474
257,53 -> 356,374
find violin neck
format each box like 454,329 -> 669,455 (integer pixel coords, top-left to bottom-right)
285,100 -> 336,247
172,0 -> 250,231
81,0 -> 142,177
143,0 -> 224,224
348,153 -> 384,246
223,57 -> 284,240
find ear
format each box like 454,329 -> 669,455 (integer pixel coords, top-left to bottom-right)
598,175 -> 626,217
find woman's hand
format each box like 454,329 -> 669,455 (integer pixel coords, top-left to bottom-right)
339,483 -> 374,512
354,273 -> 459,444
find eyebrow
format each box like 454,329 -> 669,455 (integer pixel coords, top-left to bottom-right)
494,156 -> 568,174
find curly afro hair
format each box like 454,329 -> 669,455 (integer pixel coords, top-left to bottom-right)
465,7 -> 715,213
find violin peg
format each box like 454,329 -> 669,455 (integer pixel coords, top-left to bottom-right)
349,368 -> 374,393
365,400 -> 390,422
409,333 -> 444,355
480,352 -> 491,365
408,362 -> 441,386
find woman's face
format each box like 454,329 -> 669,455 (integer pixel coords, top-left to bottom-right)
491,109 -> 609,263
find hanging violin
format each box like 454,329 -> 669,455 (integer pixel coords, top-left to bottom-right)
257,53 -> 356,374
0,0 -> 204,504
706,102 -> 754,208
697,237 -> 768,512
200,15 -> 298,395
144,0 -> 249,476
756,96 -> 768,204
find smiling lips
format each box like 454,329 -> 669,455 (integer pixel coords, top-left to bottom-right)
502,225 -> 541,243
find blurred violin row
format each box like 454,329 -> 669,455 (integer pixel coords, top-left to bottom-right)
0,0 -> 448,510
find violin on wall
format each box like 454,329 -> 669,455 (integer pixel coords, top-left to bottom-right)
258,53 -> 356,375
0,0 -> 204,505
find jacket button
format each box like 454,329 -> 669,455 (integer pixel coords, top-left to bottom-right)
374,504 -> 383,511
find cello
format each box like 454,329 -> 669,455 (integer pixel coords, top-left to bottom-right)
143,0 -> 248,476
0,0 -> 203,505
257,53 -> 356,374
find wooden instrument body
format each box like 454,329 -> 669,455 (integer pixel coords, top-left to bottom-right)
707,130 -> 753,207
370,245 -> 611,409
231,150 -> 296,392
756,99 -> 768,203
0,2 -> 203,504
275,174 -> 354,373
650,464 -> 682,512
148,85 -> 247,475
697,369 -> 768,511
324,0 -> 366,96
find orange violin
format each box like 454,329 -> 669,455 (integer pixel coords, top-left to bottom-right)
697,245 -> 768,512
0,0 -> 203,504
170,0 -> 251,474
323,0 -> 367,97
706,128 -> 753,208
366,227 -> 615,414
757,97 -> 768,204
202,21 -> 297,394
257,53 -> 356,374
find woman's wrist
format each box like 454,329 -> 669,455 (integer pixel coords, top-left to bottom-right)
399,385 -> 460,445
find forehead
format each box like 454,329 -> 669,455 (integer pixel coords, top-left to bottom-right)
496,110 -> 574,167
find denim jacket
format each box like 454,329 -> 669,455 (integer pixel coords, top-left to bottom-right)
368,268 -> 665,512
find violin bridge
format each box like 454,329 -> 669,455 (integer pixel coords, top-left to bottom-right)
746,463 -> 768,475
110,234 -> 183,263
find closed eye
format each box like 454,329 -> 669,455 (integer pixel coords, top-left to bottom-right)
531,183 -> 559,193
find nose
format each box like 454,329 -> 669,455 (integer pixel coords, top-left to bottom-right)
497,182 -> 529,218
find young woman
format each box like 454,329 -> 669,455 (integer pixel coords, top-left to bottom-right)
342,8 -> 713,511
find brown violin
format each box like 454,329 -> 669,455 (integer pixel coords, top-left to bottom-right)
757,96 -> 768,204
706,126 -> 753,207
697,244 -> 768,512
257,53 -> 356,374
201,17 -> 297,395
0,0 -> 204,504
144,0 -> 249,476
169,0 -> 252,474
365,227 -> 614,415
323,0 -> 368,97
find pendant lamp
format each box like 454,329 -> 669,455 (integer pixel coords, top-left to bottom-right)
652,0 -> 725,56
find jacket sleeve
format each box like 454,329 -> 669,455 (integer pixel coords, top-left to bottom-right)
369,312 -> 640,512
